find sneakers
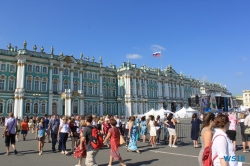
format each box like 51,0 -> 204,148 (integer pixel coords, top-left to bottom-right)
168,144 -> 172,147
14,150 -> 18,155
172,145 -> 178,148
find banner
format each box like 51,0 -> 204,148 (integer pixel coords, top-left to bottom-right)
201,96 -> 210,107
210,96 -> 217,109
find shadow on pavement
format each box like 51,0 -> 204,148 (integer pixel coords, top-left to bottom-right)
98,159 -> 132,166
125,159 -> 159,166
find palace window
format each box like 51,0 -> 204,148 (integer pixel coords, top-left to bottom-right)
0,103 -> 3,114
103,86 -> 107,97
42,81 -> 47,92
73,101 -> 78,114
155,90 -> 158,97
94,84 -> 98,95
53,67 -> 58,74
42,67 -> 47,74
137,104 -> 140,114
103,77 -> 106,83
89,83 -> 93,95
113,78 -> 116,84
10,65 -> 15,72
94,73 -> 98,80
25,103 -> 31,114
113,89 -> 116,97
89,104 -> 93,115
108,105 -> 112,114
26,80 -> 32,91
41,103 -> 46,114
27,65 -> 32,72
52,103 -> 57,114
0,79 -> 5,90
64,81 -> 69,90
108,77 -> 111,83
53,81 -> 58,92
35,66 -> 40,73
137,88 -> 139,96
94,104 -> 98,114
108,88 -> 111,97
74,70 -> 78,77
7,102 -> 13,113
130,88 -> 133,95
34,103 -> 38,114
83,83 -> 87,94
84,72 -> 87,79
103,104 -> 107,115
1,64 -> 6,71
74,82 -> 78,91
142,89 -> 144,96
34,80 -> 40,91
9,80 -> 14,91
64,69 -> 68,76
113,104 -> 116,114
89,73 -> 92,79
151,89 -> 154,98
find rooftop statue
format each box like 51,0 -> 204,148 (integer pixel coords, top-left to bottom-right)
86,56 -> 89,61
80,52 -> 83,59
40,46 -> 44,52
51,46 -> 54,55
23,40 -> 27,49
33,45 -> 37,52
92,56 -> 95,62
7,43 -> 12,50
14,46 -> 18,52
60,52 -> 64,57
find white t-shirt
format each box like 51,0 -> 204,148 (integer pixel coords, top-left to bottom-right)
60,123 -> 69,133
212,129 -> 237,166
116,119 -> 121,127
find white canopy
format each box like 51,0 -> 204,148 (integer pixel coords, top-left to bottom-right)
186,107 -> 197,112
154,108 -> 175,119
144,109 -> 156,119
186,107 -> 199,117
175,107 -> 187,118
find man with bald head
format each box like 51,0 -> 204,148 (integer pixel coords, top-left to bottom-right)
2,112 -> 18,155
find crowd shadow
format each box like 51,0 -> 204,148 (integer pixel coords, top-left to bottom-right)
126,159 -> 159,166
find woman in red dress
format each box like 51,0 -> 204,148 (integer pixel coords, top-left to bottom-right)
103,119 -> 126,166
74,120 -> 86,166
102,119 -> 111,147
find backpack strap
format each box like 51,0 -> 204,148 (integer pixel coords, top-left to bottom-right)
211,134 -> 227,161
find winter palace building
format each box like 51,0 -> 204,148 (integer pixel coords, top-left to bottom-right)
0,41 -> 231,118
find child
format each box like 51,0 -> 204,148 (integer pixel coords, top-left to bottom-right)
21,118 -> 29,141
74,120 -> 87,166
16,119 -> 21,142
37,117 -> 46,155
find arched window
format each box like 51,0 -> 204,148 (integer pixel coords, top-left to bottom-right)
151,88 -> 154,98
83,82 -> 87,94
34,102 -> 38,114
162,88 -> 165,97
27,65 -> 32,72
0,103 -> 3,114
10,65 -> 15,72
42,80 -> 47,92
7,101 -> 13,113
74,82 -> 78,91
64,80 -> 69,90
0,76 -> 5,90
94,84 -> 98,95
64,69 -> 68,76
42,67 -> 47,73
34,80 -> 40,91
108,104 -> 112,114
73,101 -> 78,114
74,70 -> 78,77
103,86 -> 107,97
53,67 -> 58,74
89,104 -> 93,115
1,64 -> 6,71
113,88 -> 116,97
108,87 -> 111,97
9,79 -> 14,91
89,83 -> 93,95
89,73 -> 92,79
103,77 -> 106,83
52,103 -> 57,114
53,80 -> 58,92
103,104 -> 107,115
113,104 -> 116,114
26,103 -> 31,114
94,103 -> 98,115
35,66 -> 40,73
84,72 -> 87,78
41,103 -> 46,114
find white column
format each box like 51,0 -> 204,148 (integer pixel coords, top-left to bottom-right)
157,81 -> 161,97
59,64 -> 63,93
16,61 -> 21,88
20,62 -> 26,89
117,76 -> 120,96
99,74 -> 103,95
80,98 -> 84,115
125,75 -> 131,98
49,63 -> 53,92
145,79 -> 148,97
125,102 -> 132,118
118,102 -> 121,116
79,70 -> 83,90
133,77 -> 136,96
14,97 -> 18,118
70,67 -> 74,91
19,97 -> 24,119
49,94 -> 52,115
134,103 -> 137,115
139,79 -> 142,96
177,84 -> 180,98
140,102 -> 143,114
100,102 -> 103,116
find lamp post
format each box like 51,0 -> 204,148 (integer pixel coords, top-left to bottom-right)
117,97 -> 122,117
33,93 -> 41,117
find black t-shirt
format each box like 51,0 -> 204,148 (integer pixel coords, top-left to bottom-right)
83,125 -> 94,151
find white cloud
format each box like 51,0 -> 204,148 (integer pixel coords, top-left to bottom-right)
126,54 -> 142,59
151,44 -> 166,52
242,56 -> 247,61
235,72 -> 243,76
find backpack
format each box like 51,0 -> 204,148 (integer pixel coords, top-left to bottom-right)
202,134 -> 226,166
88,126 -> 103,149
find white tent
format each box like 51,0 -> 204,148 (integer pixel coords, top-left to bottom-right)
144,109 -> 156,119
154,108 -> 175,119
175,107 -> 187,118
186,107 -> 198,117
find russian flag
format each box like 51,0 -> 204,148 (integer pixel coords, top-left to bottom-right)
153,52 -> 161,57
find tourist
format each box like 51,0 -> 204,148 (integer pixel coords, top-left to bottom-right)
92,115 -> 97,126
98,117 -> 104,125
125,117 -> 131,147
75,115 -> 81,146
212,114 -> 237,166
28,118 -> 34,133
21,118 -> 29,141
102,118 -> 111,147
2,112 -> 18,155
115,115 -> 122,132
74,120 -> 87,166
140,116 -> 147,143
58,116 -> 72,155
239,113 -> 249,152
44,114 -> 51,143
127,115 -> 140,154
103,118 -> 126,166
16,119 -> 21,142
156,115 -> 162,145
135,115 -> 140,141
148,115 -> 156,147
244,108 -> 250,151
165,113 -> 178,148
48,114 -> 60,153
198,112 -> 215,165
69,117 -> 78,153
82,115 -> 100,166
191,113 -> 202,148
226,112 -> 238,151
37,117 -> 46,155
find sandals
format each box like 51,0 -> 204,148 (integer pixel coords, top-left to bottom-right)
136,150 -> 140,154
127,149 -> 132,152
61,151 -> 65,155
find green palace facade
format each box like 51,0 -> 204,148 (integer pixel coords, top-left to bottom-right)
0,41 -> 231,118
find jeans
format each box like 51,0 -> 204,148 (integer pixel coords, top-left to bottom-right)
51,133 -> 57,151
59,133 -> 68,151
156,129 -> 161,143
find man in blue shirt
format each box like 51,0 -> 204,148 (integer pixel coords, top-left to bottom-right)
48,114 -> 60,152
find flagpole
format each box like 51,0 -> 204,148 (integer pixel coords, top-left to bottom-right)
160,50 -> 162,71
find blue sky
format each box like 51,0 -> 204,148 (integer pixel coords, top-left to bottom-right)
0,0 -> 249,95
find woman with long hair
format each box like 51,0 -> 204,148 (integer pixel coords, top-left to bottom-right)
37,117 -> 46,155
127,116 -> 140,154
198,112 -> 215,166
212,114 -> 237,166
69,117 -> 78,153
191,113 -> 202,148
165,113 -> 178,148
103,119 -> 126,166
226,112 -> 238,151
148,115 -> 156,147
102,118 -> 111,147
140,116 -> 147,143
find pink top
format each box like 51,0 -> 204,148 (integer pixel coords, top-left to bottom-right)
228,114 -> 238,131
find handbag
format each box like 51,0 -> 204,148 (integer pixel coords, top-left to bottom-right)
244,127 -> 250,135
5,119 -> 15,136
120,135 -> 126,146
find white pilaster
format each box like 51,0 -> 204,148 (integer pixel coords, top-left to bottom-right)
19,97 -> 24,119
80,98 -> 84,115
80,70 -> 83,90
20,62 -> 26,89
49,63 -> 53,92
16,61 -> 21,89
140,102 -> 143,114
133,77 -> 136,96
125,102 -> 132,118
70,67 -> 74,91
59,64 -> 63,93
139,79 -> 142,96
99,101 -> 103,116
64,89 -> 72,116
117,76 -> 120,96
145,79 -> 148,97
99,74 -> 103,95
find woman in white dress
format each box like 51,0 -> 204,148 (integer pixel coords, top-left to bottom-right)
148,115 -> 156,147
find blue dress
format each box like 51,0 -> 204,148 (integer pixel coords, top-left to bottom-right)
191,118 -> 202,140
140,121 -> 147,135
128,122 -> 138,151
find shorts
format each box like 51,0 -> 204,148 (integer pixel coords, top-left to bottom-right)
21,130 -> 28,135
37,136 -> 45,141
226,130 -> 236,141
5,134 -> 16,146
168,128 -> 177,136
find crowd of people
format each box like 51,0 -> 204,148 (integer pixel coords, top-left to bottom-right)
2,108 -> 250,166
